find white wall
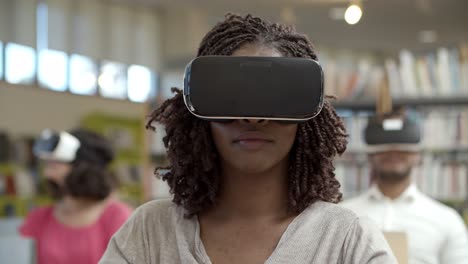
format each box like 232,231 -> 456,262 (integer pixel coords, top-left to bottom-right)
160,8 -> 212,70
0,82 -> 146,136
0,0 -> 36,47
46,0 -> 162,69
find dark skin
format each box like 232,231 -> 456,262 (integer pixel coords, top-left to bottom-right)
369,150 -> 420,200
199,44 -> 299,264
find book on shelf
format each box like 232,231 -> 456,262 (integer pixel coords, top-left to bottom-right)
422,108 -> 468,149
335,161 -> 371,199
413,157 -> 468,201
460,43 -> 468,93
399,50 -> 419,97
322,43 -> 468,101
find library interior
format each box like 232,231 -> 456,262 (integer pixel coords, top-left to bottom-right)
0,0 -> 467,263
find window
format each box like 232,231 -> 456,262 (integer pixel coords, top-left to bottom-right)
161,71 -> 183,99
98,61 -> 127,99
0,41 -> 3,80
38,49 -> 68,91
5,43 -> 36,85
127,65 -> 155,102
69,54 -> 97,95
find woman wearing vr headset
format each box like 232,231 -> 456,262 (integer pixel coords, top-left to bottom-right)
19,129 -> 132,264
101,13 -> 396,263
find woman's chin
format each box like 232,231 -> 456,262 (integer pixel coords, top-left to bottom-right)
228,159 -> 279,176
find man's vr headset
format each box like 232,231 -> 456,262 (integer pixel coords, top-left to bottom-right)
364,111 -> 422,153
33,130 -> 81,162
183,56 -> 324,122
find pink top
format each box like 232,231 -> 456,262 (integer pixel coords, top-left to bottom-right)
19,200 -> 132,264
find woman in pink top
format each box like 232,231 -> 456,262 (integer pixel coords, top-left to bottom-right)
19,128 -> 132,264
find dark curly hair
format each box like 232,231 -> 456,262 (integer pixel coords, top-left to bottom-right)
47,128 -> 118,201
147,13 -> 347,217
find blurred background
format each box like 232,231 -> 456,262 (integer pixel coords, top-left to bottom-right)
0,0 -> 467,249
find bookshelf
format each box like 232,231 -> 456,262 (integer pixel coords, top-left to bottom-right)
322,43 -> 468,103
328,43 -> 468,225
333,97 -> 468,111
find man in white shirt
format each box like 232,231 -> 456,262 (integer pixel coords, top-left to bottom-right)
341,110 -> 468,264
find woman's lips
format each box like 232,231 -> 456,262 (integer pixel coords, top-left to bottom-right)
233,132 -> 273,150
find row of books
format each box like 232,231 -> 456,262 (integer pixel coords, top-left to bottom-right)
321,44 -> 468,100
336,155 -> 468,201
414,155 -> 468,201
335,161 -> 371,199
341,107 -> 468,151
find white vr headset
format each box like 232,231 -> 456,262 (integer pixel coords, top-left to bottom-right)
33,130 -> 81,162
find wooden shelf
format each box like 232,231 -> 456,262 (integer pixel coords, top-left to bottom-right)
333,96 -> 468,111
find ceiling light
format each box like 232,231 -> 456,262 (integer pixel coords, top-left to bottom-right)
344,4 -> 362,25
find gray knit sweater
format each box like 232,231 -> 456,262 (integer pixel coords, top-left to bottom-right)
100,199 -> 397,264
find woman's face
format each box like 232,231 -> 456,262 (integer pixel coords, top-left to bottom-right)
210,44 -> 298,174
42,160 -> 72,186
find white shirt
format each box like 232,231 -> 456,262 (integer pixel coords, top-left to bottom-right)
341,184 -> 468,264
100,199 -> 397,263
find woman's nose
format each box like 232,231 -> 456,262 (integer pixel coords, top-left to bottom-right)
239,119 -> 269,125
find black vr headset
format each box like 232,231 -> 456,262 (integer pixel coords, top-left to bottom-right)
183,56 -> 324,122
33,129 -> 81,162
364,111 -> 422,153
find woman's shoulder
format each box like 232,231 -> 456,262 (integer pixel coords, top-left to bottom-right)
102,199 -> 185,257
103,199 -> 133,216
100,199 -> 189,263
306,200 -> 359,223
134,198 -> 177,216
19,206 -> 54,237
301,201 -> 397,263
24,205 -> 54,221
123,198 -> 181,229
292,201 -> 361,237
